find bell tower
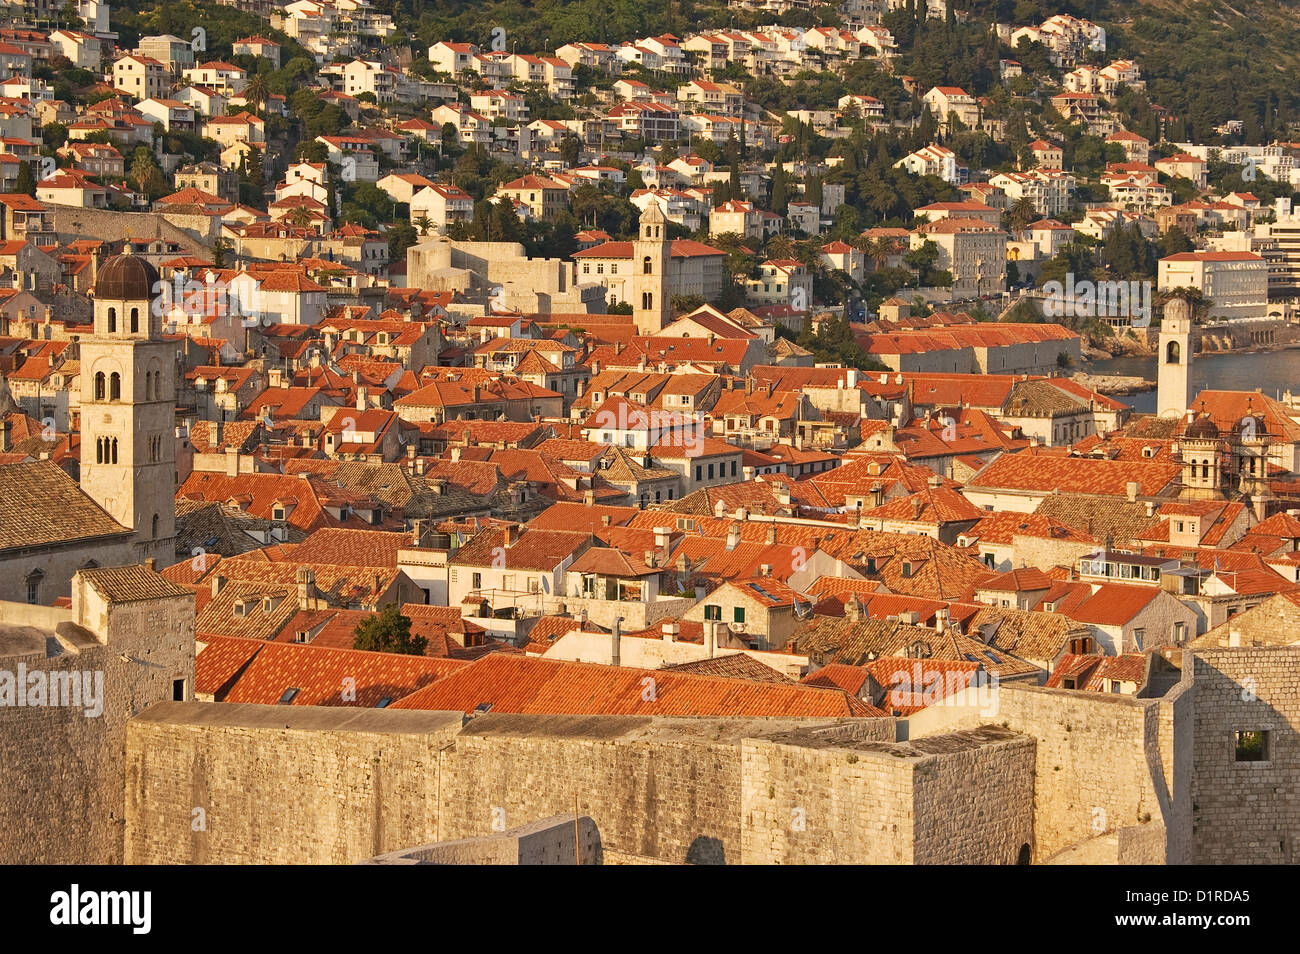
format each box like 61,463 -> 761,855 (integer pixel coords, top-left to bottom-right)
632,201 -> 671,336
79,252 -> 176,563
1158,297 -> 1193,419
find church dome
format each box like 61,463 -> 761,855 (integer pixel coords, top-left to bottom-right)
1184,412 -> 1219,440
94,253 -> 160,302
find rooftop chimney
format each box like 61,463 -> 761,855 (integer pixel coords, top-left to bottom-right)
295,567 -> 315,607
1126,481 -> 1140,503
661,620 -> 679,643
703,620 -> 716,658
726,522 -> 741,551
210,574 -> 226,598
611,617 -> 622,666
654,525 -> 670,549
845,595 -> 863,622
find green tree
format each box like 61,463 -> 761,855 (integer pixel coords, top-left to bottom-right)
352,605 -> 427,656
14,160 -> 36,197
243,74 -> 271,113
559,133 -> 580,167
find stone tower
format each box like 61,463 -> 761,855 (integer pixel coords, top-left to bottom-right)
79,252 -> 176,563
1158,297 -> 1193,419
632,201 -> 671,336
1178,407 -> 1223,499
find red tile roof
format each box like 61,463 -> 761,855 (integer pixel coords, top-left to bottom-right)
389,654 -> 883,716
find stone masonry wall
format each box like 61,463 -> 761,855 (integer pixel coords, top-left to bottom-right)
1191,648 -> 1300,864
125,704 -> 463,865
907,683 -> 1185,862
0,591 -> 194,865
740,724 -> 1034,864
125,706 -> 895,865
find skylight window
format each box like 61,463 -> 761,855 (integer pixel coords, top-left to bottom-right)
279,688 -> 300,705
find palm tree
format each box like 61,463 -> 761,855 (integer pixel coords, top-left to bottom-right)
855,235 -> 896,273
130,151 -> 156,193
243,74 -> 270,114
766,234 -> 796,261
414,215 -> 433,235
1008,196 -> 1039,236
287,206 -> 314,230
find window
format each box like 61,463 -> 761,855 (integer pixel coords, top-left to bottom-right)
733,606 -> 745,623
129,307 -> 139,333
25,570 -> 42,605
94,371 -> 105,400
703,604 -> 721,620
278,688 -> 301,705
642,255 -> 652,274
1235,730 -> 1269,762
107,307 -> 116,332
1133,627 -> 1145,647
471,572 -> 482,589
695,465 -> 702,481
707,463 -> 714,479
109,372 -> 121,400
172,679 -> 186,702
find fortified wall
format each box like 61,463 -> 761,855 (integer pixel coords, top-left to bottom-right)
0,570 -> 195,864
14,641 -> 1298,865
1190,647 -> 1300,864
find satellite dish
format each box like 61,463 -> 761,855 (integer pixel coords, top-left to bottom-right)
541,576 -> 550,594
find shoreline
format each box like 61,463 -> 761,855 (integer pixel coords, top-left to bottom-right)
1080,343 -> 1300,396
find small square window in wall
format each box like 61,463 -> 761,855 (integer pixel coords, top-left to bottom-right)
1234,730 -> 1269,762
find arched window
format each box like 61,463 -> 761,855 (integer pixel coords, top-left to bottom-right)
107,307 -> 116,333
642,255 -> 652,274
152,513 -> 159,538
110,438 -> 118,464
94,371 -> 105,400
130,307 -> 139,333
109,372 -> 121,400
1166,340 -> 1181,364
642,292 -> 653,310
95,438 -> 103,464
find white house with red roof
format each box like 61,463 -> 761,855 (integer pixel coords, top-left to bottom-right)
922,86 -> 980,129
820,240 -> 865,282
409,184 -> 473,232
112,54 -> 168,101
1158,251 -> 1269,320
